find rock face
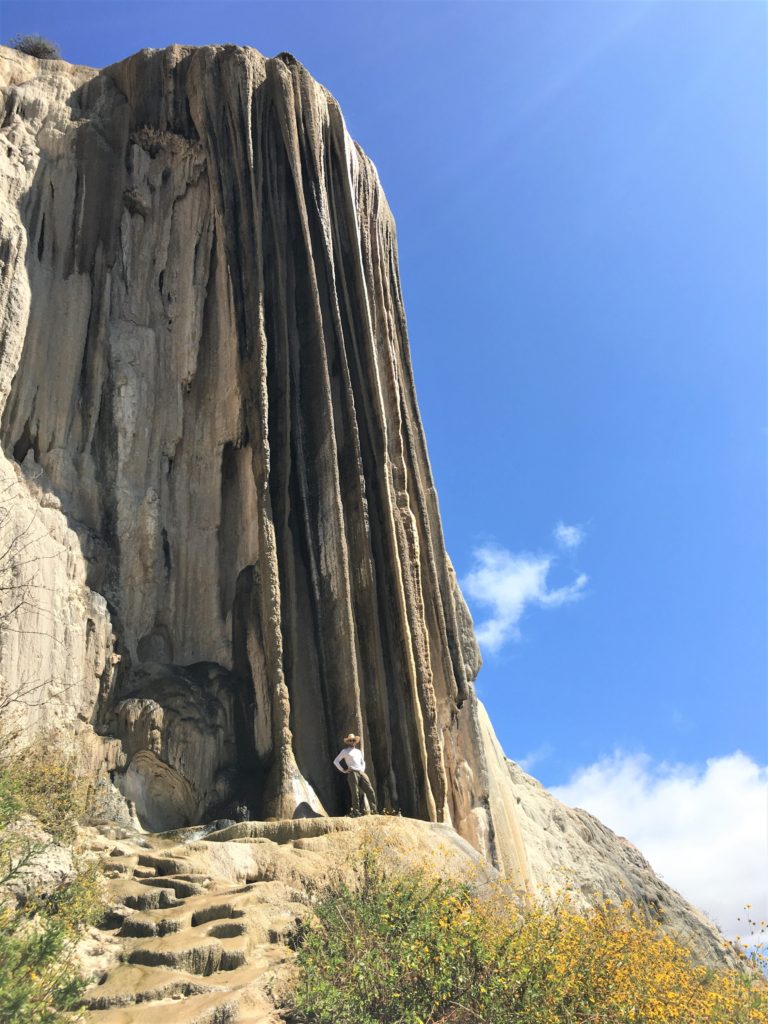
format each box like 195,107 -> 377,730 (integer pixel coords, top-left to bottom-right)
110,662 -> 251,831
0,44 -> 730,965
0,42 -> 487,839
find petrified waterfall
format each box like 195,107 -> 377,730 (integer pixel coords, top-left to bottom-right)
0,44 -> 739,965
0,44 -> 487,840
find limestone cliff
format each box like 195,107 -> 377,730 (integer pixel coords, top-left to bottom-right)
0,41 -> 491,842
0,44 -> 730,966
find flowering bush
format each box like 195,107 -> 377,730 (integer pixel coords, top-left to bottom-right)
290,853 -> 768,1024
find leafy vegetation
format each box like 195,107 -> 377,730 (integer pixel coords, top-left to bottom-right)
0,739 -> 87,844
0,736 -> 103,1023
7,34 -> 61,60
290,853 -> 768,1024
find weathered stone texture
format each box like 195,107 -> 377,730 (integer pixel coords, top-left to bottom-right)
0,45 -> 731,966
0,43 -> 483,835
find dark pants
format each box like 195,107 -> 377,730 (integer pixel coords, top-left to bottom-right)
347,770 -> 377,814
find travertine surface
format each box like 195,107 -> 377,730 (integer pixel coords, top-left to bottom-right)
75,815 -> 498,1023
74,813 -> 733,1024
0,44 -> 731,967
0,43 -> 482,831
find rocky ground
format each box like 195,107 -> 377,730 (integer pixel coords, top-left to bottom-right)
76,815 -> 494,1024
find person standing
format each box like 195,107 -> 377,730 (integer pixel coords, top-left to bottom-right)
333,733 -> 377,815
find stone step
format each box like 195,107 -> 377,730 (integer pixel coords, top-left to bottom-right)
118,905 -> 253,940
84,950 -> 286,1012
83,988 -> 240,1023
132,865 -> 157,879
111,878 -> 183,912
115,890 -> 252,940
125,933 -> 248,976
97,907 -> 132,932
84,951 -> 290,1022
82,963 -> 224,1009
119,913 -> 183,938
102,860 -> 134,878
108,846 -> 140,860
102,854 -> 156,880
190,902 -> 246,927
79,826 -> 308,1024
137,852 -> 191,876
265,911 -> 301,944
138,875 -> 209,898
206,921 -> 247,939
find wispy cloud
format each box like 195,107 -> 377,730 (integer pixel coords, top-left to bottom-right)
463,545 -> 587,653
551,751 -> 768,939
518,743 -> 554,772
554,522 -> 585,550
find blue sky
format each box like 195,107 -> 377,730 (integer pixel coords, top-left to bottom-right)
3,1 -> 766,930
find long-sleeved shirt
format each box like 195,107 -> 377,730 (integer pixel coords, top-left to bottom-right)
333,745 -> 366,773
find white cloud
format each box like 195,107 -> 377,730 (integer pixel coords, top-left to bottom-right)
463,546 -> 587,653
518,743 -> 554,772
551,751 -> 768,939
554,522 -> 585,549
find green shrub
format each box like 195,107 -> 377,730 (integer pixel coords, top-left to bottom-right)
0,736 -> 87,843
289,852 -> 768,1024
0,900 -> 88,1023
7,34 -> 61,60
291,855 -> 493,1024
0,735 -> 103,1022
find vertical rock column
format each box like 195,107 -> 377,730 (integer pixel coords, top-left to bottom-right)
1,43 -> 483,831
162,45 -> 476,821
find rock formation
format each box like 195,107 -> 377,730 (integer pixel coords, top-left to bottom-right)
0,43 -> 731,966
0,41 -> 482,832
75,815 -> 497,1023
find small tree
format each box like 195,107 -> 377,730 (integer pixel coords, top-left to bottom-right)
8,35 -> 61,60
